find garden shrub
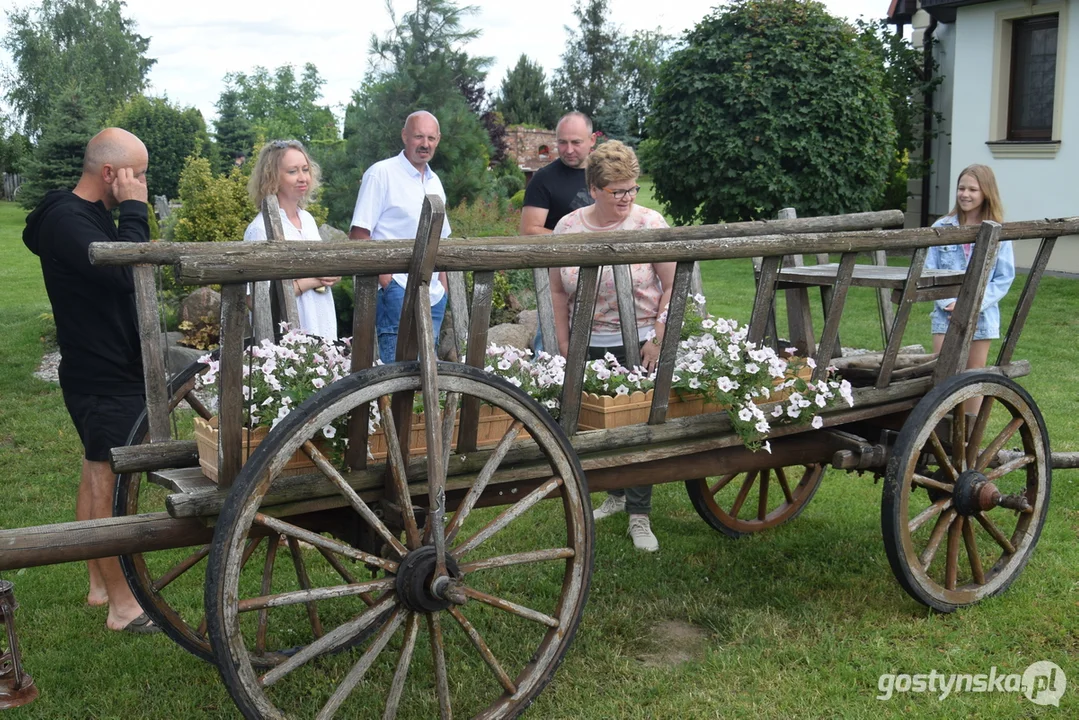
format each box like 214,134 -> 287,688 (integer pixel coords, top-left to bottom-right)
448,197 -> 520,238
171,156 -> 254,243
648,0 -> 896,224
509,189 -> 526,210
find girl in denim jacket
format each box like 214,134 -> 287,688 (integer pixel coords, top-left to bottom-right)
927,164 -> 1015,373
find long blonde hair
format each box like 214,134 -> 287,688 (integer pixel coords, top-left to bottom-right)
949,164 -> 1004,224
247,139 -> 321,210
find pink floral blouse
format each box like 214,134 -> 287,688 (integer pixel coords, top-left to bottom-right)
553,204 -> 669,336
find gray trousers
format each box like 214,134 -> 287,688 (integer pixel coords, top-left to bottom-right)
606,486 -> 652,515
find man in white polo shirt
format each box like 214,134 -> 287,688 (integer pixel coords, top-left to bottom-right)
349,110 -> 451,361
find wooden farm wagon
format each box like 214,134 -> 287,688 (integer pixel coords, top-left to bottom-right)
2,198 -> 1076,718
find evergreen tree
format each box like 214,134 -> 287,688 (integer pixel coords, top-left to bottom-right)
109,95 -> 212,200
19,89 -> 99,209
494,55 -> 560,128
2,0 -> 155,137
222,63 -> 339,147
321,0 -> 494,227
552,0 -> 623,118
214,88 -> 255,170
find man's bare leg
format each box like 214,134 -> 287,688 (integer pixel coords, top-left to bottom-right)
83,458 -> 148,630
76,460 -> 109,606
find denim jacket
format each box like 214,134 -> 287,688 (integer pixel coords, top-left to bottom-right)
927,214 -> 1015,317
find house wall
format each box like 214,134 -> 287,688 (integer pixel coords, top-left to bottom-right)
950,0 -> 1079,273
506,126 -> 557,174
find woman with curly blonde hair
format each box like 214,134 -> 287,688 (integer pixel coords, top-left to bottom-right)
243,139 -> 339,339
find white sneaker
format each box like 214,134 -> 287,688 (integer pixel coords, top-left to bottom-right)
593,494 -> 626,520
627,514 -> 659,552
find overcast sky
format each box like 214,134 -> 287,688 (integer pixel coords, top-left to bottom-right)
1,0 -> 890,129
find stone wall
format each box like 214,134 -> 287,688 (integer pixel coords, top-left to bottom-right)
506,126 -> 557,173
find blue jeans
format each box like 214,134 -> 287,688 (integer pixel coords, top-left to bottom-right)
376,281 -> 447,362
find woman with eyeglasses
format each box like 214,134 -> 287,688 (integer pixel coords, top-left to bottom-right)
549,139 -> 675,553
244,139 -> 339,339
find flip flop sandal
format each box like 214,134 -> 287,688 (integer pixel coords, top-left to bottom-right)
122,612 -> 161,634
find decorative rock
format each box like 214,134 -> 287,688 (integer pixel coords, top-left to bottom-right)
515,309 -> 538,337
319,224 -> 349,243
165,332 -> 208,371
486,323 -> 533,352
180,287 -> 221,324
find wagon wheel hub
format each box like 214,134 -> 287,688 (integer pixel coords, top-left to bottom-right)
395,545 -> 463,613
952,470 -> 1032,516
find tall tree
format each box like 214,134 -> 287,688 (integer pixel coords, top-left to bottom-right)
552,0 -> 623,118
618,30 -> 674,141
648,0 -> 896,224
494,54 -> 559,128
321,0 -> 494,227
2,0 -> 155,137
222,63 -> 339,147
109,95 -> 211,200
213,87 -> 256,168
18,89 -> 99,209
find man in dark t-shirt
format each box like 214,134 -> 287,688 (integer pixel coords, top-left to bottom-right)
520,111 -> 596,234
520,112 -> 596,351
23,127 -> 159,634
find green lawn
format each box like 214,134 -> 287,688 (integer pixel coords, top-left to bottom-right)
1,200 -> 1076,718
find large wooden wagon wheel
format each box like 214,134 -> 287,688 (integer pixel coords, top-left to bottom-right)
205,362 -> 593,719
116,358 -> 343,666
882,373 -> 1050,612
114,357 -> 220,662
684,463 -> 825,538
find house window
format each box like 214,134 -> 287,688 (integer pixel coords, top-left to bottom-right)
1007,15 -> 1058,141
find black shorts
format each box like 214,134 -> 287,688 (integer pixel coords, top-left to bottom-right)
62,392 -> 146,462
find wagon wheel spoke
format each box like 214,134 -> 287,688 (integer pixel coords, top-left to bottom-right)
182,387 -> 214,420
911,473 -> 954,494
427,612 -> 452,720
961,516 -> 986,585
444,418 -> 525,545
729,470 -> 758,518
459,584 -> 560,628
236,578 -> 396,613
756,469 -> 770,521
985,453 -> 1035,481
927,430 -> 958,482
303,437 -> 408,559
776,467 -> 795,504
286,536 -> 324,638
383,611 -> 421,720
260,594 -> 398,688
459,548 -> 576,574
151,544 -> 210,592
975,511 -> 1016,555
378,395 -> 422,550
965,397 -> 996,469
448,606 -> 517,694
951,409 -> 967,472
975,417 -> 1025,473
452,476 -> 564,560
315,608 -> 407,720
945,515 -> 963,590
709,472 -> 738,496
918,509 -> 956,571
252,512 -> 399,573
908,497 -> 953,535
256,535 -> 281,655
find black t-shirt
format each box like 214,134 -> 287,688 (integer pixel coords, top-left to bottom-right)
523,159 -> 594,231
23,190 -> 148,395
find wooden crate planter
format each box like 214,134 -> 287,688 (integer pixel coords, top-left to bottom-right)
367,404 -> 529,461
578,365 -> 813,431
193,416 -> 319,483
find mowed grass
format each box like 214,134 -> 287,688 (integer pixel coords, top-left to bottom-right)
1,200 -> 1077,718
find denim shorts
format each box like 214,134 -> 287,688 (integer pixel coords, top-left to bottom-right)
62,391 -> 146,462
930,306 -> 998,340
